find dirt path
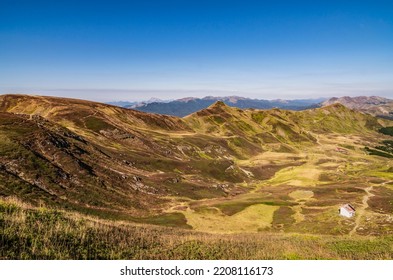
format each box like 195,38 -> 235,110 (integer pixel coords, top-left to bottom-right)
381,180 -> 393,186
349,186 -> 374,236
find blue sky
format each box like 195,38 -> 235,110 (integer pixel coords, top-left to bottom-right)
1,0 -> 392,101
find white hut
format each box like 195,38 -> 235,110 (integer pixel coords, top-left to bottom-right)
339,204 -> 356,218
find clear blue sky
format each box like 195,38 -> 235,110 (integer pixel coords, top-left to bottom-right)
1,0 -> 392,101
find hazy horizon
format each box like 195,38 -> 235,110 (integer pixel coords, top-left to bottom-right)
1,90 -> 392,103
1,1 -> 392,101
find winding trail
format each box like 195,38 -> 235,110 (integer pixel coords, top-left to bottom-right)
349,186 -> 374,236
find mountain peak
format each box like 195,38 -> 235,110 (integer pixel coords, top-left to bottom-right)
323,102 -> 348,109
188,100 -> 233,118
210,100 -> 227,108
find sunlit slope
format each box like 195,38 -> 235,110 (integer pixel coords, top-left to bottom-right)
184,101 -> 384,155
186,101 -> 382,135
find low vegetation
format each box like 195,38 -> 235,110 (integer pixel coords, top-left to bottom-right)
379,126 -> 393,136
365,147 -> 393,158
1,198 -> 393,260
365,139 -> 393,158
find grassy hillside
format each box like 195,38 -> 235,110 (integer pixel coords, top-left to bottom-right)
0,111 -> 172,218
1,197 -> 392,260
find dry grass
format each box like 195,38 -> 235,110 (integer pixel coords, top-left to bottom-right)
1,197 -> 393,260
181,204 -> 278,233
289,190 -> 314,201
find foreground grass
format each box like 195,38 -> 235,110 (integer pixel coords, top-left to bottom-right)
1,197 -> 392,260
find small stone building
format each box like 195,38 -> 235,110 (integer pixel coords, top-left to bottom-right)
339,204 -> 356,218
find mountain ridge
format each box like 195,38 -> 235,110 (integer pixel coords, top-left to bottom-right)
125,95 -> 326,117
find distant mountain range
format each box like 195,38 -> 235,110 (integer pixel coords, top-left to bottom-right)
116,96 -> 326,117
321,96 -> 393,120
107,97 -> 172,108
108,95 -> 393,119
